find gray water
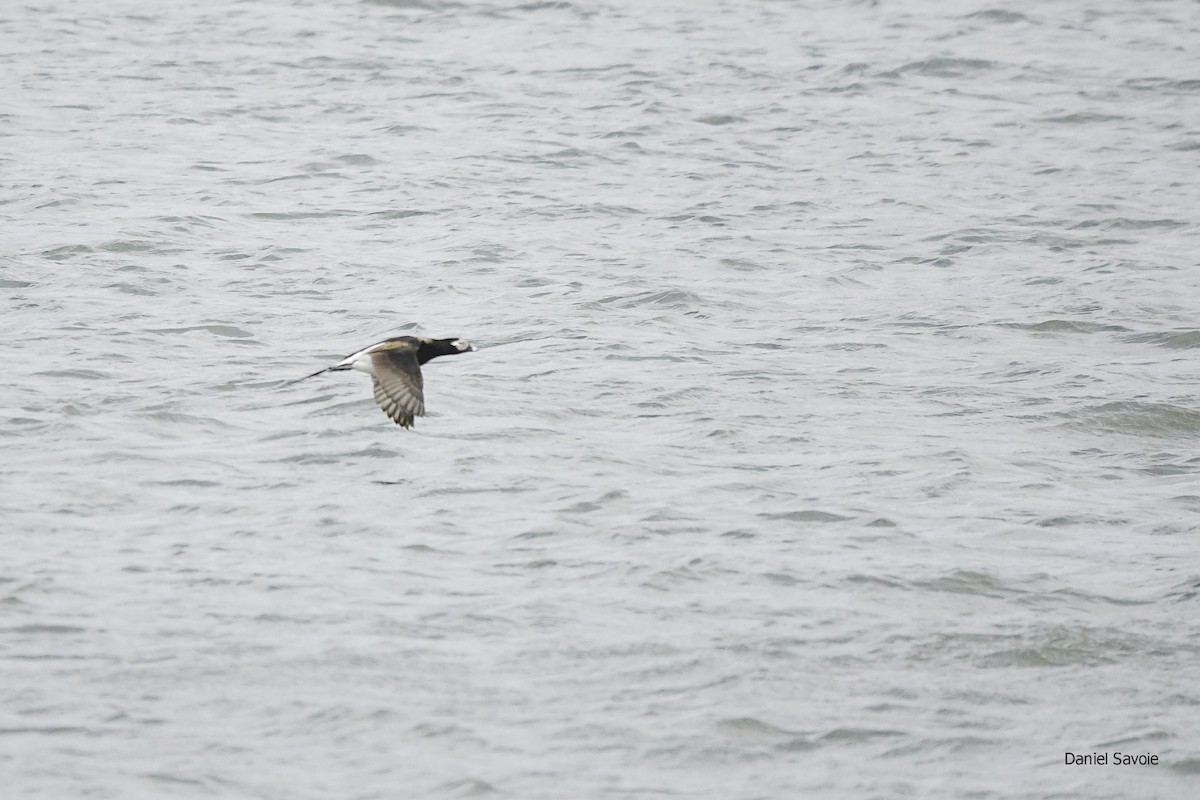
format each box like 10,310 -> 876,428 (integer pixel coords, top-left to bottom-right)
3,0 -> 1200,797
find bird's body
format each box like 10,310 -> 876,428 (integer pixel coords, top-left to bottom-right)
293,336 -> 475,428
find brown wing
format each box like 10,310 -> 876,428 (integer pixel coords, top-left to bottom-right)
369,348 -> 425,428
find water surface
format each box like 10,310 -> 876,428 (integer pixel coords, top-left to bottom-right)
3,1 -> 1200,797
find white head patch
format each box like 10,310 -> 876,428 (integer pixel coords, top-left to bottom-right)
452,338 -> 472,351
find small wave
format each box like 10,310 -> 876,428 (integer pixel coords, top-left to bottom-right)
1039,112 -> 1130,124
895,57 -> 999,78
963,9 -> 1030,23
1067,402 -> 1200,439
1122,330 -> 1200,350
998,319 -> 1129,334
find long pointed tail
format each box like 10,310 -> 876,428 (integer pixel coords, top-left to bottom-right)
286,366 -> 333,385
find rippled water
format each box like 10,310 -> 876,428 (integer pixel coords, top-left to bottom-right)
4,0 -> 1200,797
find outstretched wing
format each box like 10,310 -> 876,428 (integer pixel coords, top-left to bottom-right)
369,348 -> 425,428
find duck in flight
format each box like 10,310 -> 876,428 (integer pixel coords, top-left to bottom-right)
292,336 -> 476,428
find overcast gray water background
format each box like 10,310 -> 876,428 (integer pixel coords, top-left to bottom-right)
3,0 -> 1200,797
